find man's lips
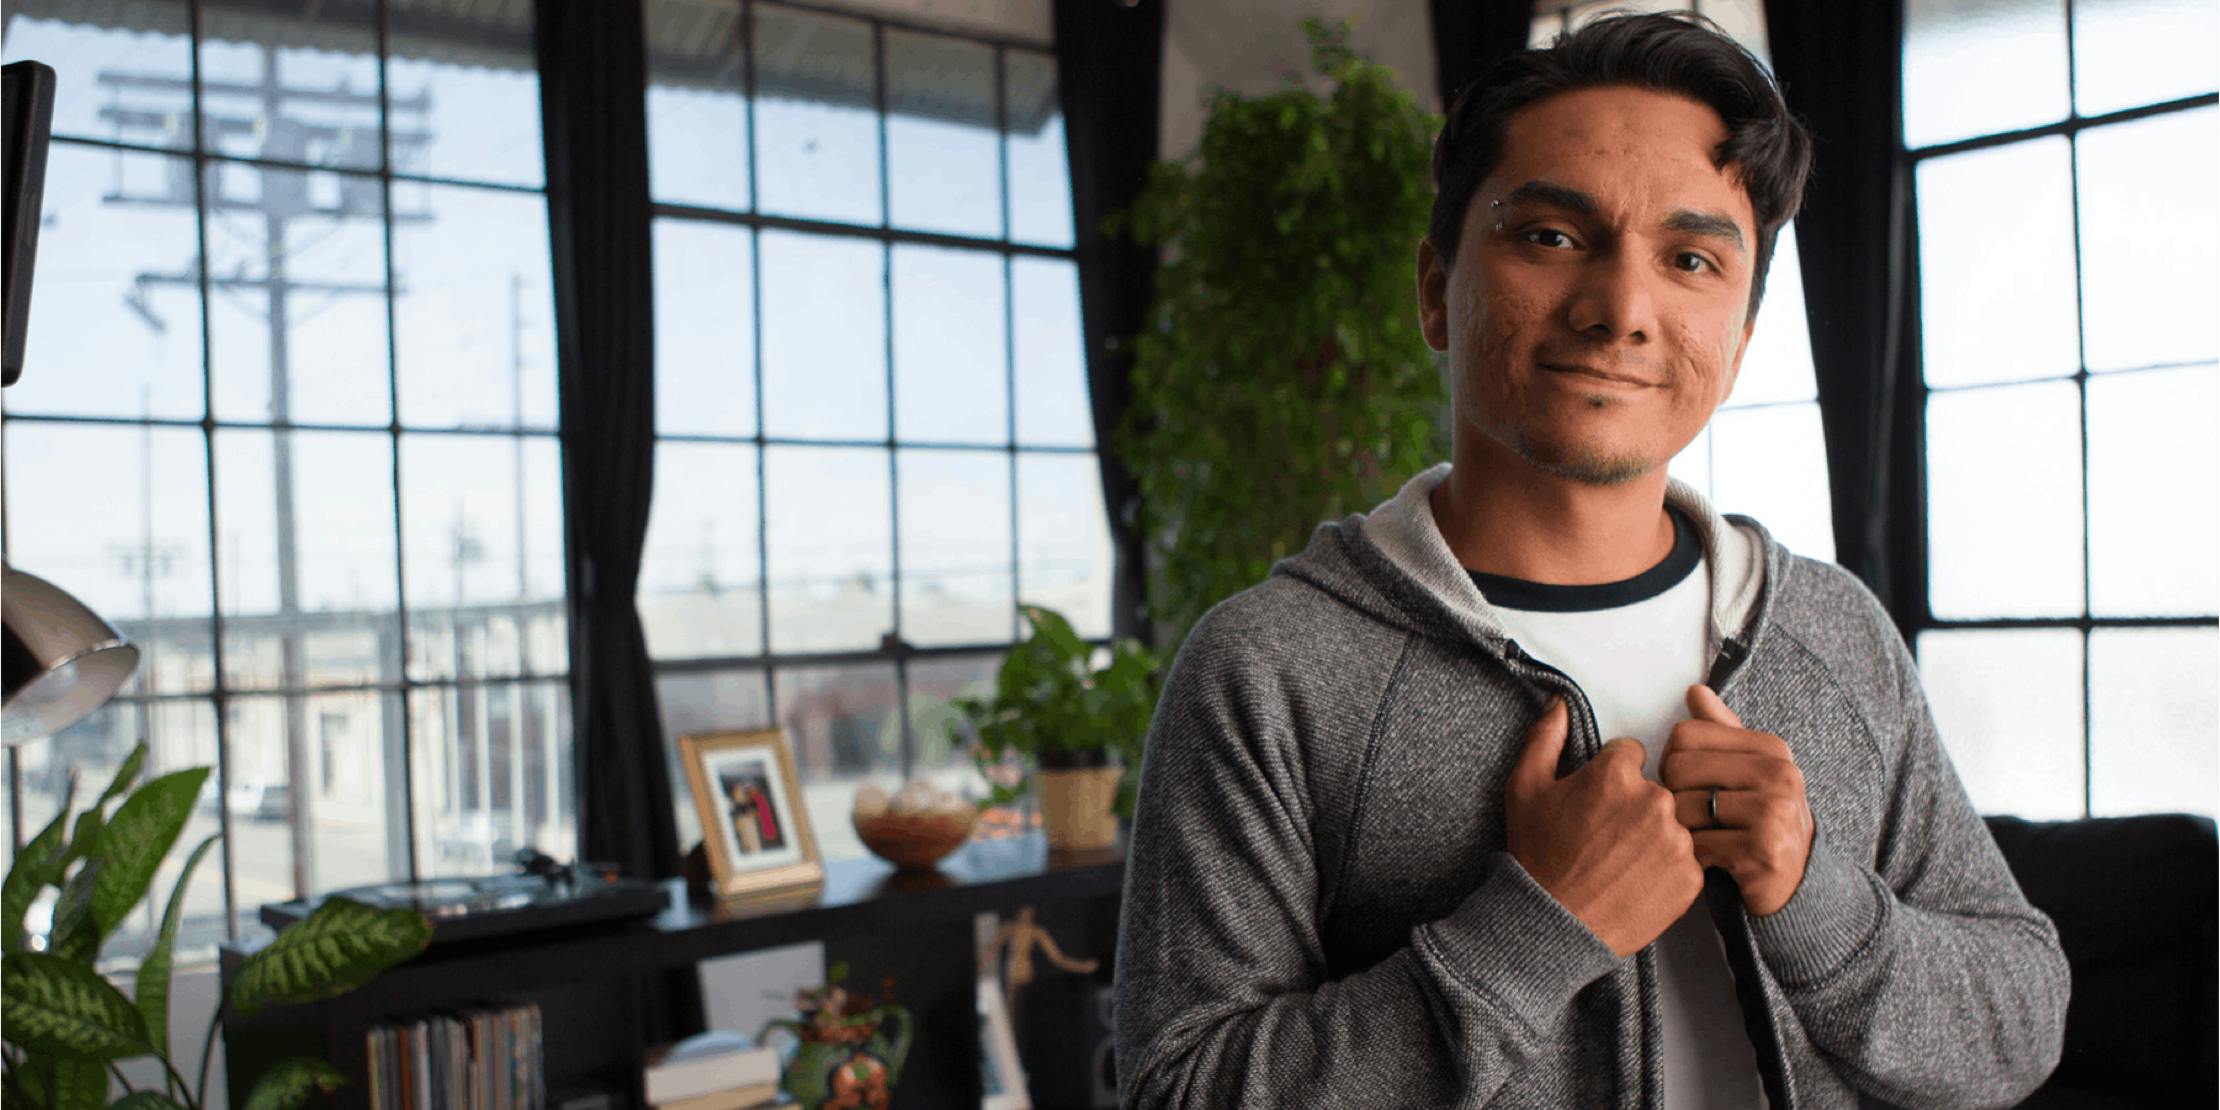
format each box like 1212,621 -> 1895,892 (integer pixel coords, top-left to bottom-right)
1540,363 -> 1655,388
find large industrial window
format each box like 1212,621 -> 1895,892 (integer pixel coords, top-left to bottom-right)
1,0 -> 565,963
1530,0 -> 1838,562
640,0 -> 1108,860
1902,0 -> 2217,819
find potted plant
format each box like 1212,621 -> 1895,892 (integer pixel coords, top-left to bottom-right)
1114,19 -> 1447,652
952,606 -> 1161,850
756,961 -> 911,1110
1,743 -> 432,1110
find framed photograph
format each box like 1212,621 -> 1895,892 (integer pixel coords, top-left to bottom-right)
977,974 -> 1031,1110
679,728 -> 823,899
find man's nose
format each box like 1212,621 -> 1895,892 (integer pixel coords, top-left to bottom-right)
1563,249 -> 1659,343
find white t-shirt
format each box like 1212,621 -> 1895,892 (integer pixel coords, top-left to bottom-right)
1474,509 -> 1770,1110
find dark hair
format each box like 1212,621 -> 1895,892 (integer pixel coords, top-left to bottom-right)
1428,12 -> 1812,317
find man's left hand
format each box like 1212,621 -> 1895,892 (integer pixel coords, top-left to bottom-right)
1660,684 -> 1816,916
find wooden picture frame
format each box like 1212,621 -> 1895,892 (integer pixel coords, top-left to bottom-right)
679,727 -> 824,899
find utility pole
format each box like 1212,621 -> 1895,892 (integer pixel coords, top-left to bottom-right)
100,54 -> 430,898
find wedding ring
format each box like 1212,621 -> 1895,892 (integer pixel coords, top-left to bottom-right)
1707,788 -> 1722,829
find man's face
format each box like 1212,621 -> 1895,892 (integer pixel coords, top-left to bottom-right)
1418,85 -> 1759,486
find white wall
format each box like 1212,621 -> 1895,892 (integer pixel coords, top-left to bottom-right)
808,0 -> 1052,44
1160,0 -> 1440,160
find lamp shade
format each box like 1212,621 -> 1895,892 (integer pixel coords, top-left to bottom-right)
2,564 -> 140,745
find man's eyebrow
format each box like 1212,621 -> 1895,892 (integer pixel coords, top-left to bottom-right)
1662,209 -> 1747,255
1503,180 -> 1599,215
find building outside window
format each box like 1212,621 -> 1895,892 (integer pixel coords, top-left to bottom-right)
640,0 -> 1108,861
1,0 -> 566,964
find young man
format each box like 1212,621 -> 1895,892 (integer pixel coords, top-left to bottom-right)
1113,14 -> 2068,1108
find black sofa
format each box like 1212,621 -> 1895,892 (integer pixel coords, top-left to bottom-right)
1983,813 -> 2218,1108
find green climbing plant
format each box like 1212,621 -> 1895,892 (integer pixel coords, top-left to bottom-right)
1115,18 -> 1448,652
1,743 -> 432,1110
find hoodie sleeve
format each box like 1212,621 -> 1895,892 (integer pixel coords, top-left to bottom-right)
1114,609 -> 1622,1109
1746,583 -> 2071,1108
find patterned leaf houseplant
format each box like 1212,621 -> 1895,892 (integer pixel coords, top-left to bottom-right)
1,743 -> 432,1110
952,606 -> 1161,850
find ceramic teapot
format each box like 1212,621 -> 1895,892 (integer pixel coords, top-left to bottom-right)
758,1004 -> 912,1110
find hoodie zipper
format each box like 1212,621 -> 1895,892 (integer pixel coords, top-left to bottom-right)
1503,633 -> 1791,1110
1698,634 -> 1795,1110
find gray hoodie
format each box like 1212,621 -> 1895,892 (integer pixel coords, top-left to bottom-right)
1113,464 -> 2069,1109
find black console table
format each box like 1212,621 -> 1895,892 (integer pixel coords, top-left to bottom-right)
222,833 -> 1127,1110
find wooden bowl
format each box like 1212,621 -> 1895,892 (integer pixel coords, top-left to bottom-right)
853,808 -> 979,871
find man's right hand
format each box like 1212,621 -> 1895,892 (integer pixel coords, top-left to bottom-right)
1504,697 -> 1704,958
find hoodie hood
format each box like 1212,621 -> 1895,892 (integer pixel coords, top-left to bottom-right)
1273,462 -> 1772,659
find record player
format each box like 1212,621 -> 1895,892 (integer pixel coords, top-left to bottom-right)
259,850 -> 669,947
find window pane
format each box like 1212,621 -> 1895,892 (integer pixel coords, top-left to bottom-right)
898,450 -> 1013,647
2087,366 -> 2219,616
1916,138 -> 2080,387
908,651 -> 1002,786
1918,629 -> 2085,818
6,146 -> 205,420
886,30 -> 1000,238
761,231 -> 887,439
3,422 -> 214,698
2076,107 -> 2219,373
199,25 -> 382,172
643,442 -> 764,660
392,183 -> 557,431
777,661 -> 901,861
1012,257 -> 1092,447
654,219 -> 758,438
412,679 -> 575,876
2090,627 -> 2217,817
764,446 -> 892,653
225,692 -> 304,910
1668,425 -> 1712,496
1926,382 -> 2084,617
647,3 -> 752,210
1707,402 -> 1836,563
4,6 -> 193,150
656,667 -> 774,853
300,689 -> 407,890
2072,0 -> 2220,116
9,697 -> 226,960
1903,0 -> 2070,148
386,6 -> 543,188
1005,51 -> 1073,248
400,434 -> 568,680
204,163 -> 392,426
893,245 -> 1007,444
1528,12 -> 1559,49
214,429 -> 401,690
1729,226 -> 1818,407
1017,453 -> 1113,641
752,4 -> 880,226
1702,0 -> 1775,64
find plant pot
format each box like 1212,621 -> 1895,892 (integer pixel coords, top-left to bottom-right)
761,1005 -> 912,1110
1036,753 -> 1120,851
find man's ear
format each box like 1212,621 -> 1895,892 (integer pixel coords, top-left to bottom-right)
1417,237 -> 1450,352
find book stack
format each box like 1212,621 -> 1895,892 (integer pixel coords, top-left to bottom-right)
643,1030 -> 782,1110
368,1001 -> 545,1110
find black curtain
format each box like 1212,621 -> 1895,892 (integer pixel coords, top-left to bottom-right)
1763,0 -> 1925,639
1055,0 -> 1164,645
1430,0 -> 1542,116
535,0 -> 700,1037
